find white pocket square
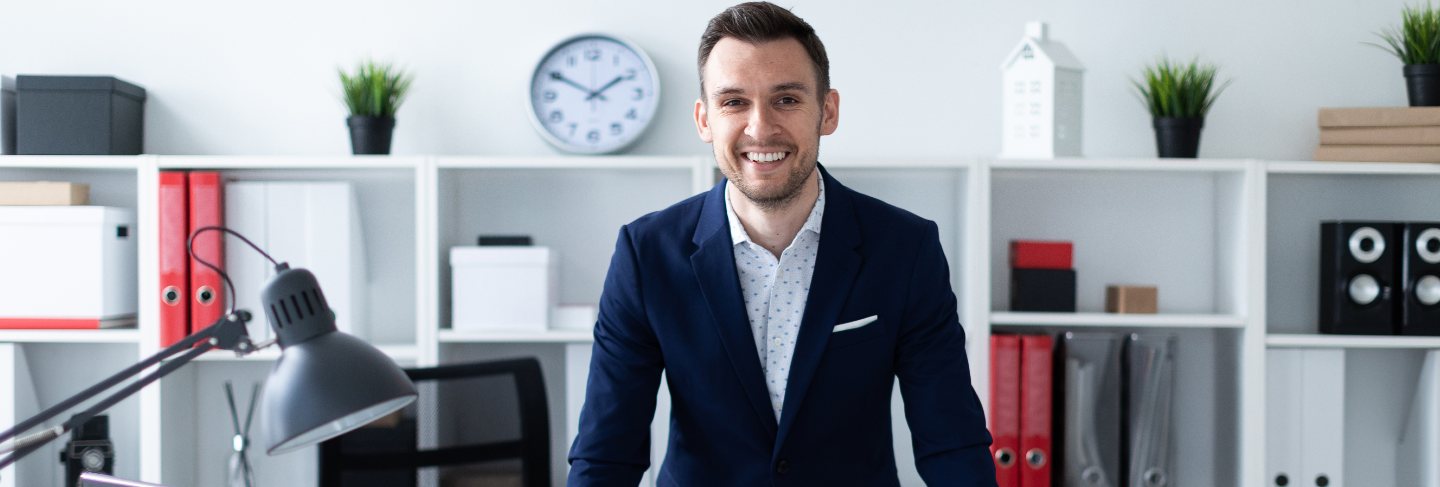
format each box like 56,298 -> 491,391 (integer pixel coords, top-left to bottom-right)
833,315 -> 878,333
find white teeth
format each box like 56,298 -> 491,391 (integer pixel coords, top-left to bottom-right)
745,152 -> 787,163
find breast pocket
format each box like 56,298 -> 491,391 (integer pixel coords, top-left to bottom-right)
828,314 -> 885,349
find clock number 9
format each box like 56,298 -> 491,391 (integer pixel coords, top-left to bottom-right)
543,90 -> 557,103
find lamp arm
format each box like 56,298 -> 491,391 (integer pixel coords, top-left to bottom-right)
0,310 -> 256,472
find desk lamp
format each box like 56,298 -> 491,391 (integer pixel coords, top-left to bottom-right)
0,226 -> 418,478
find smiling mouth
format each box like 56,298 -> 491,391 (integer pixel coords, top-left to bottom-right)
745,151 -> 790,163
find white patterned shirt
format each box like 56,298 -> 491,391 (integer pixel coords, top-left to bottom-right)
725,175 -> 825,421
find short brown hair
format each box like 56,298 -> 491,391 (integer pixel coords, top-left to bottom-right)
697,2 -> 830,97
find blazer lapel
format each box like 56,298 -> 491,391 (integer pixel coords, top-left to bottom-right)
774,166 -> 864,454
690,180 -> 779,437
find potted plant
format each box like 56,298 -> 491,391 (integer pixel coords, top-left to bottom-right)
1375,2 -> 1440,106
339,60 -> 412,155
1133,57 -> 1229,158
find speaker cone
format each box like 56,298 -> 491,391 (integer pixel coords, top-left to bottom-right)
1349,274 -> 1381,305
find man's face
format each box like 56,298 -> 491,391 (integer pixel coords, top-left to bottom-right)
695,37 -> 839,209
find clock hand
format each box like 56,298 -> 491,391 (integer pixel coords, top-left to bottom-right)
550,71 -> 607,101
586,75 -> 626,101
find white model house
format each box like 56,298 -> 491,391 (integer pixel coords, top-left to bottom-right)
1001,22 -> 1085,158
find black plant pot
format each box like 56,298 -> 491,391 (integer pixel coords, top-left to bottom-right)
347,116 -> 395,155
1152,117 -> 1205,159
1404,64 -> 1440,107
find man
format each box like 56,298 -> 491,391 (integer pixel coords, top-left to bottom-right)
568,2 -> 995,485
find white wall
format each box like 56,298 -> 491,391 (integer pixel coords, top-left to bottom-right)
0,0 -> 1418,160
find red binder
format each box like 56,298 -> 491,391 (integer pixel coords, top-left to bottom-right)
188,171 -> 225,334
989,334 -> 1020,487
1020,334 -> 1054,487
158,171 -> 190,346
1010,240 -> 1073,270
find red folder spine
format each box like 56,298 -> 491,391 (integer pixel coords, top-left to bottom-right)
1010,241 -> 1073,270
990,334 -> 1021,487
188,171 -> 225,334
158,171 -> 190,346
1020,334 -> 1054,487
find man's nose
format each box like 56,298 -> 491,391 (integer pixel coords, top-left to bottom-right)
744,106 -> 779,140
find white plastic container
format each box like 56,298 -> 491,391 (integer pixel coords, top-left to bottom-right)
0,206 -> 137,327
450,246 -> 555,332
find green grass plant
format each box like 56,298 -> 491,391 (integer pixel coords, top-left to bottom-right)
339,60 -> 412,118
1376,3 -> 1440,65
1133,57 -> 1229,119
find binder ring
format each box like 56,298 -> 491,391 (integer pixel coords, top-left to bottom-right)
1418,228 -> 1440,264
1143,467 -> 1167,486
1348,226 -> 1385,263
162,286 -> 181,305
1025,448 -> 1046,468
993,448 -> 1015,467
196,285 -> 216,305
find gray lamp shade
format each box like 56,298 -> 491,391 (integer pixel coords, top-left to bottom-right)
258,266 -> 417,455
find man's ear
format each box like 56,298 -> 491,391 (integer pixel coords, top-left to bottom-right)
820,89 -> 839,136
694,98 -> 713,143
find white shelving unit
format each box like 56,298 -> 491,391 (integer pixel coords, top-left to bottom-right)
2,155 -> 1437,486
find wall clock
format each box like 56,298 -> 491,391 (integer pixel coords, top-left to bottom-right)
528,33 -> 660,154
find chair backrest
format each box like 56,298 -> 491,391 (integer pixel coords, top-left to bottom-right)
317,357 -> 551,487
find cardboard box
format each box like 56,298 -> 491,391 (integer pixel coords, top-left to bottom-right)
451,246 -> 556,332
1105,285 -> 1158,314
0,206 -> 137,328
0,181 -> 89,205
16,75 -> 146,155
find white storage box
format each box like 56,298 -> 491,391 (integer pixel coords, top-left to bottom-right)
0,206 -> 137,328
451,246 -> 556,332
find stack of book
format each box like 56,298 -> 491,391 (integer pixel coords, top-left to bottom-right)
1316,107 -> 1440,162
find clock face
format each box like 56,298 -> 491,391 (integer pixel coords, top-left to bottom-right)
529,34 -> 661,154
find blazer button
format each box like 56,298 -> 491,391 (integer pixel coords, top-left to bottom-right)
776,459 -> 790,475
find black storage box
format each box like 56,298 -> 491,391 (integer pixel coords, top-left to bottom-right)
16,75 -> 146,155
1011,267 -> 1077,312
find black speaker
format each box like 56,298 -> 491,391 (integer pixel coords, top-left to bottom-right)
1401,222 -> 1440,335
1320,222 -> 1400,335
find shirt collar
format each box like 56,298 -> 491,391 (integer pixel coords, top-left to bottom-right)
725,169 -> 826,247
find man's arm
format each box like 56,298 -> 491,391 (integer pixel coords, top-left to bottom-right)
896,222 -> 998,486
568,225 -> 664,486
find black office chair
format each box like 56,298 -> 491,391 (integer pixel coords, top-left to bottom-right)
317,357 -> 551,487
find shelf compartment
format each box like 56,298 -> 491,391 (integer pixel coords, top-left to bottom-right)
991,311 -> 1246,328
990,166 -> 1251,316
1265,170 -> 1440,334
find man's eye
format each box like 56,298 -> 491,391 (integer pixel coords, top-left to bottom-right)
722,99 -> 745,107
777,97 -> 799,105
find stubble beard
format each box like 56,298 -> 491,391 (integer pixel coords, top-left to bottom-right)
721,147 -> 817,212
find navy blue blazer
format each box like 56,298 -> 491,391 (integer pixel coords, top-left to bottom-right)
569,165 -> 996,486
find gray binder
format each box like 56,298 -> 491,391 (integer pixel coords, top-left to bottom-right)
1125,333 -> 1175,487
1059,332 -> 1122,487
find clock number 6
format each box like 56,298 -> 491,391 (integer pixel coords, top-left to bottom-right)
587,130 -> 601,143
